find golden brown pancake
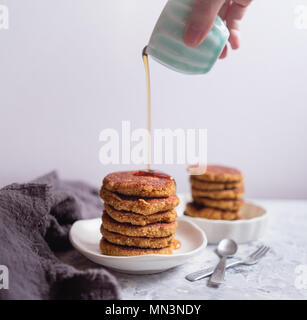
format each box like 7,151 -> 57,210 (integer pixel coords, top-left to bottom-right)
193,196 -> 244,210
100,238 -> 173,256
191,165 -> 243,183
103,171 -> 176,197
101,226 -> 175,248
191,187 -> 244,200
100,187 -> 179,215
102,211 -> 177,237
185,202 -> 240,220
190,176 -> 244,191
104,204 -> 177,226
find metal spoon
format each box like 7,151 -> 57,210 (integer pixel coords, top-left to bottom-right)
209,239 -> 238,286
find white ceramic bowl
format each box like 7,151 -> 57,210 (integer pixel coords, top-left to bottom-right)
69,218 -> 207,274
179,194 -> 268,244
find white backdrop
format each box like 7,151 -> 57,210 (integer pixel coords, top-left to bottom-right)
0,0 -> 306,198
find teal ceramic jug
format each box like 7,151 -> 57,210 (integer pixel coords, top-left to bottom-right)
146,0 -> 230,74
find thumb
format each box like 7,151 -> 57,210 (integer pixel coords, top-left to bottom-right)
184,0 -> 225,47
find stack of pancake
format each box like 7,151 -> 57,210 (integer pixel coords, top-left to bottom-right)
185,165 -> 244,220
99,170 -> 179,256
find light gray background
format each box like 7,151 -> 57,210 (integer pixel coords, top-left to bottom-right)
0,0 -> 306,198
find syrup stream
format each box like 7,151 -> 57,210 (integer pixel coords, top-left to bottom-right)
142,46 -> 151,171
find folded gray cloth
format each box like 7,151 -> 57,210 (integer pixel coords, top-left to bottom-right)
0,171 -> 120,300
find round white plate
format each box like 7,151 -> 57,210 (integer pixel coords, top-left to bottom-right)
178,194 -> 268,244
69,218 -> 207,274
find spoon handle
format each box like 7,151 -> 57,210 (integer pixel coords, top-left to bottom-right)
186,260 -> 242,281
209,256 -> 227,285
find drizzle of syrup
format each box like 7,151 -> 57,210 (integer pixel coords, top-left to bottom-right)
134,169 -> 174,181
173,239 -> 181,250
142,46 -> 151,171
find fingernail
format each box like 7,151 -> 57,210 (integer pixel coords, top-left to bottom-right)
184,24 -> 203,47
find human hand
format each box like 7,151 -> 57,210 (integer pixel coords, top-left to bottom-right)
184,0 -> 253,58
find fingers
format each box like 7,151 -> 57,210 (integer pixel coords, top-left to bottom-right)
218,1 -> 231,20
219,44 -> 228,59
226,0 -> 252,49
184,0 -> 225,47
218,1 -> 231,59
183,0 -> 252,58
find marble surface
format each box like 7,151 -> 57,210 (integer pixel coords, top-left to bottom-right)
110,199 -> 307,300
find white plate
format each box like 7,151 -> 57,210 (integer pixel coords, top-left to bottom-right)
179,195 -> 268,244
69,218 -> 207,274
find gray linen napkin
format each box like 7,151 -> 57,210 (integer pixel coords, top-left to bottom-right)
0,171 -> 119,300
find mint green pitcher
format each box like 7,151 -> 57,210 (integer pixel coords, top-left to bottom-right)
146,0 -> 229,74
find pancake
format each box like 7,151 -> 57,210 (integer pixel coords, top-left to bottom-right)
193,196 -> 244,210
102,211 -> 177,237
103,170 -> 176,197
191,187 -> 244,200
104,204 -> 177,226
185,202 -> 240,220
101,226 -> 175,248
191,165 -> 243,183
100,187 -> 179,215
100,238 -> 173,256
190,177 -> 244,191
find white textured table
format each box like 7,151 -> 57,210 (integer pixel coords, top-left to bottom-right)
112,200 -> 307,300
